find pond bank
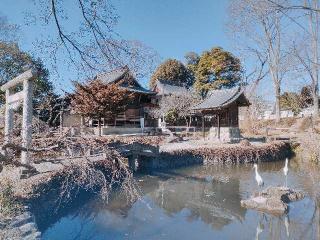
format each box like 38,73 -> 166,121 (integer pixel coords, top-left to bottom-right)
0,138 -> 294,238
0,208 -> 41,239
0,149 -> 137,239
134,141 -> 294,171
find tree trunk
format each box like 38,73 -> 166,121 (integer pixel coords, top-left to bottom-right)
275,84 -> 281,123
312,0 -> 319,118
314,84 -> 319,118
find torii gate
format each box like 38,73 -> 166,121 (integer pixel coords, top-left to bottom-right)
1,69 -> 36,165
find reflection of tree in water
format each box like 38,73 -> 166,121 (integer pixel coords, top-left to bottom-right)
70,172 -> 246,231
289,158 -> 320,239
42,160 -> 320,239
148,173 -> 246,230
72,176 -> 160,219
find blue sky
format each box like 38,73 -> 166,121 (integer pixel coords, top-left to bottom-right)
114,0 -> 231,61
0,0 -> 235,92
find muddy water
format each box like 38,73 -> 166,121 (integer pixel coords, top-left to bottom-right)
42,158 -> 320,240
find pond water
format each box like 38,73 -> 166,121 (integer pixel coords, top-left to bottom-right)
42,158 -> 319,240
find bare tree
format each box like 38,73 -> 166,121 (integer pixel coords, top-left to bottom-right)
0,15 -> 19,43
267,0 -> 320,12
150,89 -> 201,127
229,0 -> 292,123
307,0 -> 320,118
264,0 -> 320,118
23,0 -> 159,80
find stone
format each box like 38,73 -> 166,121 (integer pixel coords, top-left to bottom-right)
1,69 -> 36,165
208,127 -> 241,143
24,231 -> 41,240
19,222 -> 37,236
19,167 -> 38,179
165,136 -> 182,144
240,139 -> 251,146
9,213 -> 33,228
241,186 -> 304,215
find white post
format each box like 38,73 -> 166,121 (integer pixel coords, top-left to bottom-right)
4,89 -> 14,143
21,79 -> 33,165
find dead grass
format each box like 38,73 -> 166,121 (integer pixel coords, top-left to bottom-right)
162,142 -> 292,164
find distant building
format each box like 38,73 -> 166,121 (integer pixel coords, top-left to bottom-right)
257,104 -> 294,120
298,107 -> 314,117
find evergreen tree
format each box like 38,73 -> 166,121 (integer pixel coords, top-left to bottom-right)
0,42 -> 54,106
194,47 -> 242,96
149,59 -> 192,88
0,42 -> 60,125
185,52 -> 200,87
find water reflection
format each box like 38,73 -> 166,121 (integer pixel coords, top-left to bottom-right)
42,158 -> 320,240
148,174 -> 246,230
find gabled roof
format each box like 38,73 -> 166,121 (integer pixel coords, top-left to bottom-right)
95,66 -> 155,95
95,66 -> 129,84
154,80 -> 187,95
193,86 -> 250,110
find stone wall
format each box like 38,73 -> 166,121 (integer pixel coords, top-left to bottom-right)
208,127 -> 241,143
101,126 -> 155,135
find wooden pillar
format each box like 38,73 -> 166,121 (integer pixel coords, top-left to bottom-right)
202,113 -> 205,139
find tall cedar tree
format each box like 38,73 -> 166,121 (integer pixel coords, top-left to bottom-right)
71,79 -> 135,135
194,47 -> 242,96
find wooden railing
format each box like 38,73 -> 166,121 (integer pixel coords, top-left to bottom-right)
265,127 -> 296,141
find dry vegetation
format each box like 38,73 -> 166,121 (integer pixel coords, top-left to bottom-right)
0,129 -> 157,222
162,142 -> 292,164
240,117 -> 298,136
296,132 -> 320,164
241,115 -> 320,164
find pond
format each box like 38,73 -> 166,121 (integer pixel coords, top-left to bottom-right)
41,158 -> 319,240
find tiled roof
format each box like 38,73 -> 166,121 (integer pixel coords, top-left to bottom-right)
193,86 -> 249,110
95,67 -> 129,84
95,67 -> 155,95
121,86 -> 155,94
155,80 -> 187,95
